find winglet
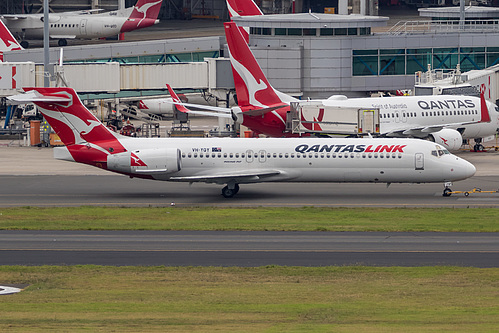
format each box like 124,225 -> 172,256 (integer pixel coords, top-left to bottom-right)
480,92 -> 491,123
166,84 -> 190,113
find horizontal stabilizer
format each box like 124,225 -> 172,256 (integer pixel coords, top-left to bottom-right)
7,90 -> 72,104
243,104 -> 287,117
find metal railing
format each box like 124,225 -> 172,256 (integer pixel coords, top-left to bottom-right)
388,19 -> 499,35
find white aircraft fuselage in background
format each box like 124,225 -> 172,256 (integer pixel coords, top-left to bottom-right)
1,0 -> 162,47
320,94 -> 499,150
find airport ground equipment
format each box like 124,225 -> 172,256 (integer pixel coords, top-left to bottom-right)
287,101 -> 380,136
444,187 -> 499,197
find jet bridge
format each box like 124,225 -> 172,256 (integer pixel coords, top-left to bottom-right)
287,101 -> 380,136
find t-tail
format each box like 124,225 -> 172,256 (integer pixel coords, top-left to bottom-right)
8,87 -> 126,167
0,19 -> 23,53
120,0 -> 163,33
224,22 -> 295,110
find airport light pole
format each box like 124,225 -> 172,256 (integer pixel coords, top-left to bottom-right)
43,0 -> 49,87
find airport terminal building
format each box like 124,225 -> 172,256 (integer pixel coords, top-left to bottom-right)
5,7 -> 499,100
232,9 -> 499,98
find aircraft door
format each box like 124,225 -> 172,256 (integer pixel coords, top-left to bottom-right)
401,110 -> 407,123
394,112 -> 400,123
258,150 -> 266,163
415,153 -> 424,170
360,110 -> 375,133
246,150 -> 254,163
79,19 -> 87,35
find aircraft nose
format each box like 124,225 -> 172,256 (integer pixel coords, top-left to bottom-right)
465,160 -> 476,179
455,158 -> 476,180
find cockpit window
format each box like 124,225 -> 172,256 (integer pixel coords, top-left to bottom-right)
432,145 -> 449,157
495,106 -> 499,113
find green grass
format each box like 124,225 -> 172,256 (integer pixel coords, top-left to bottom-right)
0,266 -> 498,332
1,206 -> 499,232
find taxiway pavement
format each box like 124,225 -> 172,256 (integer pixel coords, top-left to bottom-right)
1,230 -> 498,267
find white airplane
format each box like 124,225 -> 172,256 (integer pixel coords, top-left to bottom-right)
1,0 -> 163,48
8,87 -> 475,198
135,87 -> 189,117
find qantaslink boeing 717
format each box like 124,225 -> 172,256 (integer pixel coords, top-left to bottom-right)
8,87 -> 475,198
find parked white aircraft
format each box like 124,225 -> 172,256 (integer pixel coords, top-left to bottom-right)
8,87 -> 475,197
1,0 -> 163,48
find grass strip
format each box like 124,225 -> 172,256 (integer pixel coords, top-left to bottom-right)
0,266 -> 498,332
1,206 -> 499,232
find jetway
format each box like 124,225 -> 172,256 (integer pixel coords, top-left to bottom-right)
287,101 -> 380,136
0,58 -> 232,97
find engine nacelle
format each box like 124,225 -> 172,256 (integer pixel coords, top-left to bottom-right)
429,128 -> 463,151
107,148 -> 181,175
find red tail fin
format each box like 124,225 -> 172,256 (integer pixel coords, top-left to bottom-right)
480,92 -> 491,123
226,0 -> 263,17
21,88 -> 124,150
0,20 -> 23,52
121,0 -> 162,32
166,84 -> 190,113
224,22 -> 284,109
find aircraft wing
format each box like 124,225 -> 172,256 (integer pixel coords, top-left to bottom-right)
1,15 -> 29,20
164,100 -> 287,116
61,9 -> 104,15
164,100 -> 232,113
50,35 -> 77,39
170,169 -> 281,183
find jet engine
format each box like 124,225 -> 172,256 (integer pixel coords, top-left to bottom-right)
429,128 -> 463,151
107,148 -> 181,175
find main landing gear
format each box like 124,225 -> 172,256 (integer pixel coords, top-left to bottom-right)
221,183 -> 240,198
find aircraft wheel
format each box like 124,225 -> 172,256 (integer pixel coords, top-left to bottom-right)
442,188 -> 452,197
233,183 -> 240,194
58,39 -> 68,47
20,41 -> 29,49
464,192 -> 470,197
221,186 -> 236,198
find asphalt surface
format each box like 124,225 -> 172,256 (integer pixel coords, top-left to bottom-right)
1,143 -> 499,266
1,231 -> 498,267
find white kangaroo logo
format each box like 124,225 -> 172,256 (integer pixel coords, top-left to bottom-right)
228,48 -> 268,108
134,0 -> 162,27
